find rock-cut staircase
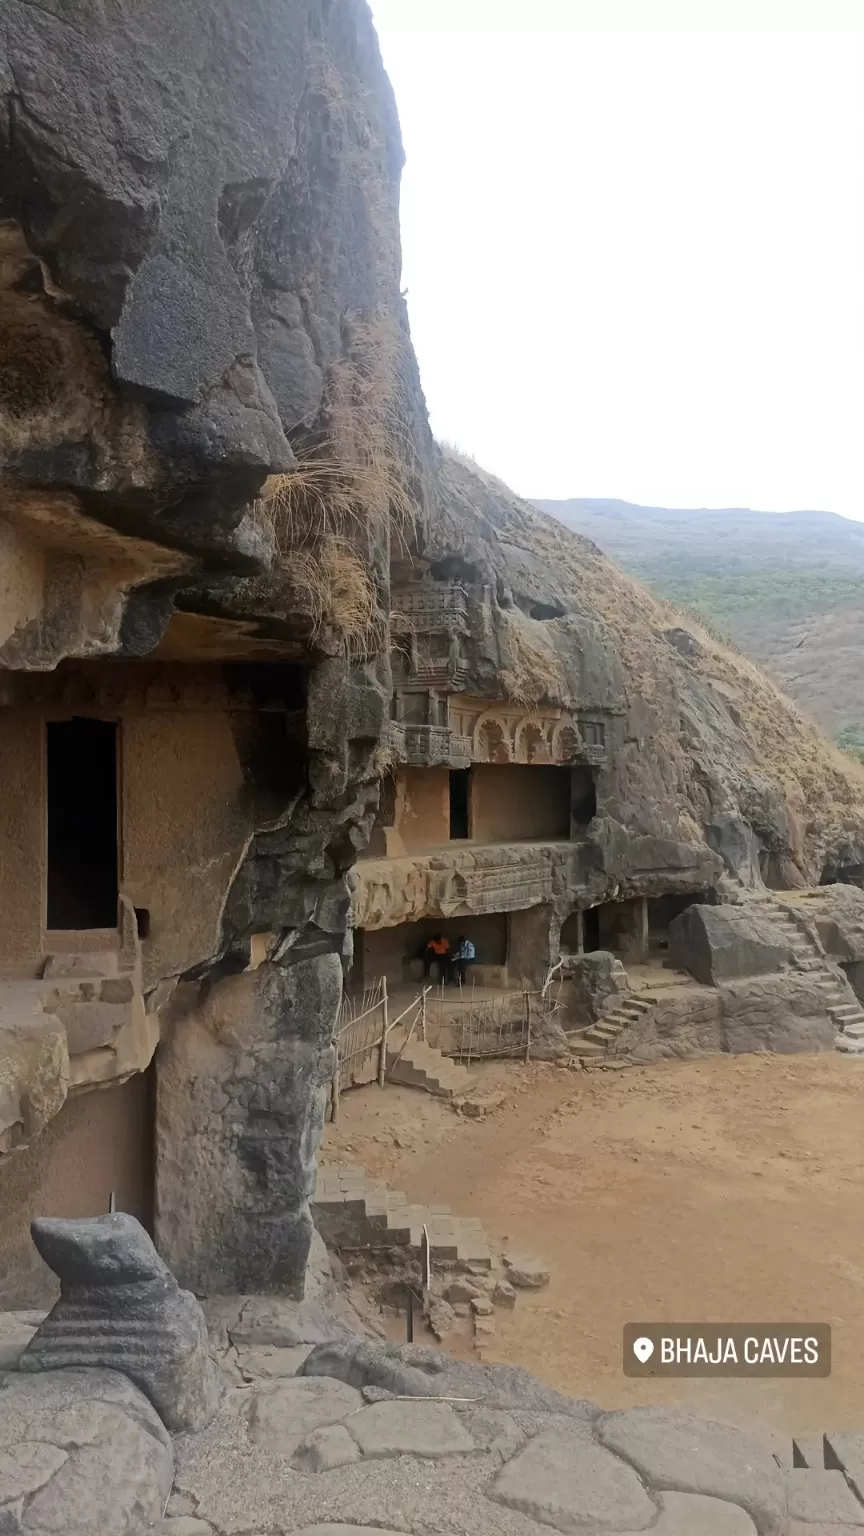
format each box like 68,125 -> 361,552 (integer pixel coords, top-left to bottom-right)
313,1163 -> 491,1268
386,1034 -> 474,1098
750,893 -> 864,1053
578,993 -> 654,1053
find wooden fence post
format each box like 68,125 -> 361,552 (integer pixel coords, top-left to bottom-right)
378,976 -> 390,1087
331,1060 -> 340,1123
524,990 -> 531,1064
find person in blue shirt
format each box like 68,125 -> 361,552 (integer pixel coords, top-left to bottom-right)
449,935 -> 476,986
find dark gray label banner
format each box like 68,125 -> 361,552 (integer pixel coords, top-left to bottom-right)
623,1323 -> 831,1377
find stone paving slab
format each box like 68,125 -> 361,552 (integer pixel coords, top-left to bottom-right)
786,1467 -> 864,1524
636,1492 -> 757,1534
491,1425 -> 657,1531
347,1399 -> 476,1459
598,1406 -> 788,1536
248,1378 -> 363,1456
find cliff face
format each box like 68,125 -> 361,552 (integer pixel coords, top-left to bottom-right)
424,453 -> 864,894
3,0 -> 864,1302
0,0 -> 431,1298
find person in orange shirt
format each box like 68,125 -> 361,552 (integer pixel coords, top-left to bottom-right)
423,933 -> 450,982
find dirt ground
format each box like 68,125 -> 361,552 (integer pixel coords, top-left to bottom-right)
323,1052 -> 864,1436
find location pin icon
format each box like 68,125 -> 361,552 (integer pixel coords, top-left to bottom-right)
633,1336 -> 655,1364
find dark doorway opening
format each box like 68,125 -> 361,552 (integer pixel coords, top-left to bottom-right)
449,769 -> 470,840
47,718 -> 119,930
571,767 -> 597,832
583,907 -> 601,951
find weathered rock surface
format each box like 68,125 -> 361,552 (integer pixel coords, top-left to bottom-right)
0,1005 -> 68,1159
491,1425 -> 657,1531
299,1338 -> 595,1417
669,904 -> 793,984
644,1492 -> 757,1533
786,1468 -> 864,1524
292,1423 -> 362,1474
348,1399 -> 475,1459
0,1367 -> 173,1535
567,950 -> 631,1020
504,1254 -> 551,1290
156,957 -> 342,1297
147,1336 -> 864,1535
618,970 -> 835,1060
791,885 -> 864,962
18,1213 -> 220,1433
597,1406 -> 788,1535
719,972 -> 836,1054
0,1309 -> 41,1369
249,1377 -> 363,1456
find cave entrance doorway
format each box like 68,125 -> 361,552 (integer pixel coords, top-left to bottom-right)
647,893 -> 709,955
449,769 -> 471,840
46,718 -> 119,931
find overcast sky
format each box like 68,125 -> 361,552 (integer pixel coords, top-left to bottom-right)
369,0 -> 864,517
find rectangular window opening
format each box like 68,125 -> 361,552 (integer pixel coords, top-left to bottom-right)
46,718 -> 119,930
449,768 -> 470,840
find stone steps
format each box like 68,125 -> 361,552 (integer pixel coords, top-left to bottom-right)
385,1036 -> 474,1099
313,1163 -> 492,1268
580,994 -> 654,1053
755,895 -> 864,1052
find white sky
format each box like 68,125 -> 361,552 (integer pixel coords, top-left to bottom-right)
369,0 -> 864,517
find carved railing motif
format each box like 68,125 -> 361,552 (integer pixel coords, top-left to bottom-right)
386,722 -> 472,768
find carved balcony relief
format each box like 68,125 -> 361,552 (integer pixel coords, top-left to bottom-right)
447,696 -> 609,767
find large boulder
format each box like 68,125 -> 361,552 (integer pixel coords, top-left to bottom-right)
669,904 -> 793,985
615,972 -> 835,1061
793,884 -> 864,961
18,1213 -> 220,1433
566,950 -> 630,1021
719,973 -> 836,1054
0,1367 -> 173,1535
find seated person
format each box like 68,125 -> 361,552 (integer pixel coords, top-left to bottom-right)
448,934 -> 476,986
422,933 -> 450,981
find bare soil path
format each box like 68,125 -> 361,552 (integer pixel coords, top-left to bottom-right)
323,1053 -> 864,1435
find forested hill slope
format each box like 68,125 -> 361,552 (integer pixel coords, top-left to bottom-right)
534,498 -> 864,741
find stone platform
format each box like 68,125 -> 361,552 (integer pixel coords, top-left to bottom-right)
5,1307 -> 864,1533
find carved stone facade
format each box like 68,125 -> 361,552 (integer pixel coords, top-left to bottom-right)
352,842 -> 573,930
391,584 -> 471,696
448,696 -> 609,766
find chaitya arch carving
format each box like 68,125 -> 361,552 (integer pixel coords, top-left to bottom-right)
514,717 -> 552,764
473,713 -> 512,763
552,719 -> 581,762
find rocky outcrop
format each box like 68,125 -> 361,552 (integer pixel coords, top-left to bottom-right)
0,0 -> 429,1294
789,885 -> 864,963
418,452 -> 864,898
19,1214 -> 220,1432
0,1367 -> 174,1535
155,958 -> 342,1296
616,972 -> 836,1062
566,951 -> 631,1021
669,903 -> 794,984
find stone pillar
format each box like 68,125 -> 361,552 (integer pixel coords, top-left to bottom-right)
620,896 -> 649,964
155,954 -> 340,1297
508,905 -> 555,989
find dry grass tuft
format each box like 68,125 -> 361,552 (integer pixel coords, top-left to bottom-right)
280,537 -> 385,662
499,609 -> 568,707
255,311 -> 421,660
